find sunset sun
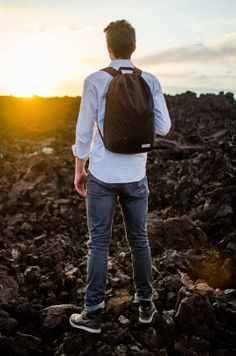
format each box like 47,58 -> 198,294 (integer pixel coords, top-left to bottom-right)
6,46 -> 56,97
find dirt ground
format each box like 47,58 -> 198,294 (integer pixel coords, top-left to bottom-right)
0,92 -> 236,355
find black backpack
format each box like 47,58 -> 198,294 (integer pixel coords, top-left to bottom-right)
98,66 -> 155,154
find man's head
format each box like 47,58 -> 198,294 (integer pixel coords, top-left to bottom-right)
104,20 -> 136,60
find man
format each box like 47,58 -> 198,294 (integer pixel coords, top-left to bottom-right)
69,20 -> 171,334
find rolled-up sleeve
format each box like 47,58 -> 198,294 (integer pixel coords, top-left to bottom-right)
153,78 -> 171,136
71,77 -> 98,160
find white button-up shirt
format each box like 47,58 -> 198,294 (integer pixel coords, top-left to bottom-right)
72,59 -> 171,183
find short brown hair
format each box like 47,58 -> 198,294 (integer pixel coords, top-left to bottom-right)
104,20 -> 136,59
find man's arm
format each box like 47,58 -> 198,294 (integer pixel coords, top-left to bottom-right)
72,76 -> 98,198
74,157 -> 87,198
153,78 -> 171,135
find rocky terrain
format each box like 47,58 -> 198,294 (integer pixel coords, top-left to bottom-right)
0,91 -> 235,355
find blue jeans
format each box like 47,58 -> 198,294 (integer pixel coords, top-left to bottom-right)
85,172 -> 153,312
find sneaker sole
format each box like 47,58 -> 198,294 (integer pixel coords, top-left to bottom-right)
69,316 -> 101,334
139,309 -> 157,323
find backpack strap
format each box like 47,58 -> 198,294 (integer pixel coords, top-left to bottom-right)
98,67 -> 120,144
97,122 -> 105,147
133,67 -> 142,75
100,67 -> 120,77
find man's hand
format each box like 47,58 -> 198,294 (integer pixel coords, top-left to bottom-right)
74,157 -> 88,198
74,170 -> 88,198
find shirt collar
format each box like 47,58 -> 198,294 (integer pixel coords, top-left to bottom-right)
110,59 -> 134,70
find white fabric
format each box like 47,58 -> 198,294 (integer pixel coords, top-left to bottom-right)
72,59 -> 171,183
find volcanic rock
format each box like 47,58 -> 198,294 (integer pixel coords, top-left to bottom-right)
107,291 -> 133,316
0,271 -> 19,303
12,332 -> 48,355
0,92 -> 235,355
40,304 -> 81,331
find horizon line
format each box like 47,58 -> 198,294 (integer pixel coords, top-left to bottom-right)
0,90 -> 235,100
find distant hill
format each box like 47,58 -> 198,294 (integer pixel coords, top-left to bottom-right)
0,92 -> 235,142
0,96 -> 81,139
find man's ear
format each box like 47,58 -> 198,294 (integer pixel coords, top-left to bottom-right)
107,44 -> 116,60
107,44 -> 112,55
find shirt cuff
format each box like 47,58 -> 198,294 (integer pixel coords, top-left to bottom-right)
71,143 -> 89,160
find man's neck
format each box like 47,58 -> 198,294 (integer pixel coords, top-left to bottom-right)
111,58 -> 132,62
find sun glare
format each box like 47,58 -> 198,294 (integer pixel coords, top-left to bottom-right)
9,78 -> 52,98
5,45 -> 58,97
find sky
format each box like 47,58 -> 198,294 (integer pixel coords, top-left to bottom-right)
0,0 -> 235,97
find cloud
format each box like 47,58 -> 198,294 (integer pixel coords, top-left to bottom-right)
56,25 -> 92,34
160,72 -> 236,81
22,24 -> 92,35
8,23 -> 92,41
0,3 -> 92,37
159,71 -> 236,96
24,24 -> 47,33
137,33 -> 236,67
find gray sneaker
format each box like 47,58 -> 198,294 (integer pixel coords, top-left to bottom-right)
139,301 -> 157,323
69,309 -> 101,333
